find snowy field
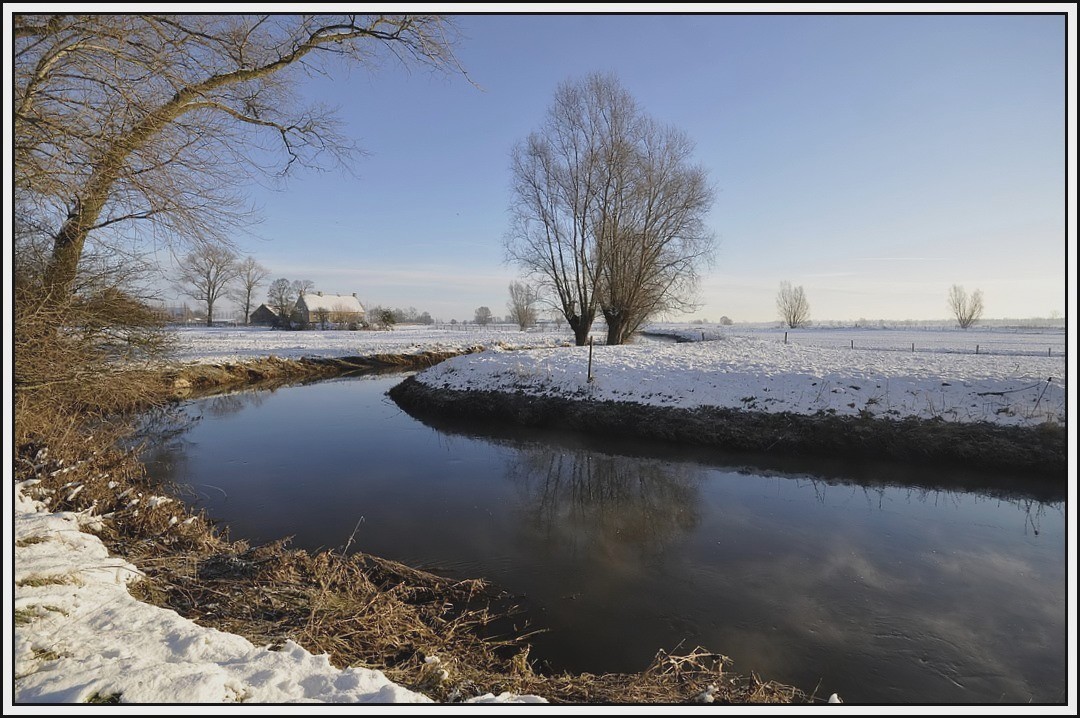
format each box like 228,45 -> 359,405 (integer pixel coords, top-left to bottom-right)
169,324 -> 1068,427
648,323 -> 1067,357
168,324 -> 574,364
418,331 -> 1068,427
12,483 -> 544,705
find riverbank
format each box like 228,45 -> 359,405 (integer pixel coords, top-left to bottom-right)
13,330 -> 813,705
394,333 -> 1066,477
389,376 -> 1066,479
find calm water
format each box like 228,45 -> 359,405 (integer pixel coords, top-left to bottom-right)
141,374 -> 1067,704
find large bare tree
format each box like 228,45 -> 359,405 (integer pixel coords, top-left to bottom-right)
777,281 -> 810,329
174,245 -> 240,326
232,256 -> 270,325
596,117 -> 714,345
948,284 -> 984,329
14,14 -> 462,307
505,73 -> 714,346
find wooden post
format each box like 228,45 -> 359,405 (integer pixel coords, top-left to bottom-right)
1049,347 -> 1052,357
911,342 -> 915,353
850,339 -> 854,349
976,344 -> 979,355
587,336 -> 594,383
784,331 -> 788,344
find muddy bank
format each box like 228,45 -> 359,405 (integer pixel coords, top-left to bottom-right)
388,376 -> 1066,480
164,350 -> 472,398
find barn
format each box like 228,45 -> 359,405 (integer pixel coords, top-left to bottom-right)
292,292 -> 366,329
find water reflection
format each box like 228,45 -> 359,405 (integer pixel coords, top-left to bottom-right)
506,446 -> 702,555
136,375 -> 1067,704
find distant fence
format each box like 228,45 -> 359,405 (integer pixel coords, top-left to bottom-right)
645,327 -> 1066,359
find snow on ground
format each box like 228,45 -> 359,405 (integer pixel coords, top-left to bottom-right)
12,482 -> 545,705
417,332 -> 1067,427
169,324 -> 574,364
648,323 -> 1067,357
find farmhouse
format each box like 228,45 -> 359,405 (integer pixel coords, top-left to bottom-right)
293,292 -> 366,328
249,304 -> 279,326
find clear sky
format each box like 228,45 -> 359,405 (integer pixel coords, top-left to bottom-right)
150,9 -> 1069,323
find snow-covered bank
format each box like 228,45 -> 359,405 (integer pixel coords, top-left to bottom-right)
12,483 -> 544,705
415,334 -> 1066,427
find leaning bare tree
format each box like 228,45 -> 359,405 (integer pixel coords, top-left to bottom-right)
777,281 -> 810,329
174,245 -> 240,326
505,73 -> 714,346
507,280 -> 540,330
14,14 -> 463,309
231,256 -> 270,325
948,284 -> 984,329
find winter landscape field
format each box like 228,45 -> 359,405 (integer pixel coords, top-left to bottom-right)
14,322 -> 1070,704
170,323 -> 1068,428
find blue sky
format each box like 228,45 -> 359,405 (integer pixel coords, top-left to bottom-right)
163,11 -> 1068,323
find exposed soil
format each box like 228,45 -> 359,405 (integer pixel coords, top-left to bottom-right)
388,376 -> 1067,486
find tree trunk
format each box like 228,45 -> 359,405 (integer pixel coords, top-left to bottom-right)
567,314 -> 594,346
43,194 -> 108,303
603,310 -> 631,346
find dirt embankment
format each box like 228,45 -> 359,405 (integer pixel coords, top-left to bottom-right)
164,350 -> 473,398
388,376 -> 1067,479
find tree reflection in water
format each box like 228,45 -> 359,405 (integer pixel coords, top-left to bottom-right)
136,389 -> 268,502
505,445 -> 703,556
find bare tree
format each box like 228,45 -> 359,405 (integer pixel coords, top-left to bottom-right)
231,256 -> 270,325
266,277 -> 296,329
505,73 -> 714,346
507,280 -> 540,330
948,285 -> 984,329
174,245 -> 240,326
777,281 -> 810,329
596,116 -> 714,345
474,306 -> 493,326
14,14 -> 463,307
291,279 -> 315,299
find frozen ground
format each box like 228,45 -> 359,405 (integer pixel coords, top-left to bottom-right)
168,324 -> 574,364
648,323 -> 1067,357
170,324 -> 1068,427
418,328 -> 1068,427
12,482 -> 545,705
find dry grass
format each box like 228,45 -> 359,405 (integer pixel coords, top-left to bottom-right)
17,574 -> 80,588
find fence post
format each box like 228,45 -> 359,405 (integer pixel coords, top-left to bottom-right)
911,342 -> 915,353
976,344 -> 979,355
850,339 -> 854,349
1049,347 -> 1052,357
784,332 -> 788,344
587,336 -> 594,383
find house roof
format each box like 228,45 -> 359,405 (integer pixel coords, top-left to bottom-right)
297,294 -> 365,313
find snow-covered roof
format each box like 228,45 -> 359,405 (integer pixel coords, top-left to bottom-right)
298,293 -> 365,313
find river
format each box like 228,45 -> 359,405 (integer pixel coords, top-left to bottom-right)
140,373 -> 1067,704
